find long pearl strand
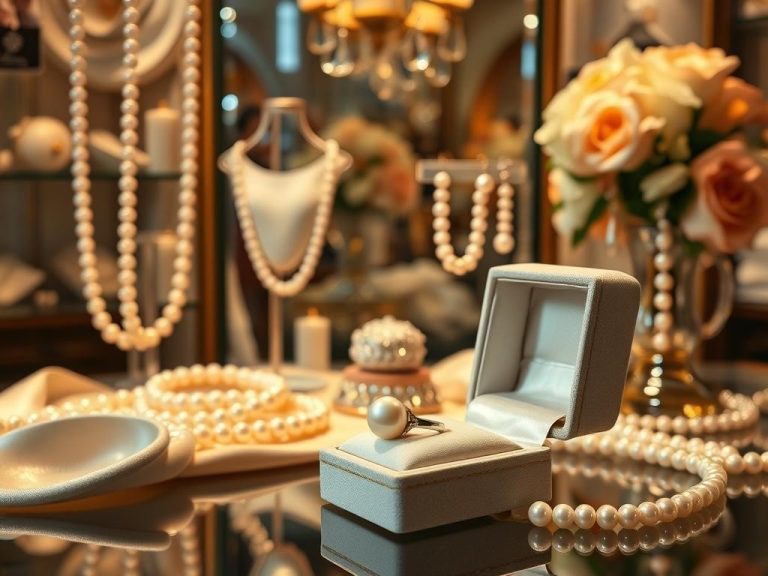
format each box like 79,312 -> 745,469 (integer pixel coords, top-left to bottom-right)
528,499 -> 725,556
2,364 -> 330,452
528,404 -> 768,531
229,139 -> 340,297
492,165 -> 515,255
432,170 -> 493,276
68,0 -> 201,351
615,390 -> 759,436
651,217 -> 675,353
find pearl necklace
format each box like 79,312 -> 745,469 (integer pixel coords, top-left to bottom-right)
68,0 -> 201,351
492,165 -> 515,255
4,364 -> 330,452
229,139 -> 341,297
615,390 -> 759,436
651,216 -> 675,352
528,405 -> 768,531
528,499 -> 725,556
432,170 -> 493,276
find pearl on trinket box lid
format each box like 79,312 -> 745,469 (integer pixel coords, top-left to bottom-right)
349,315 -> 427,371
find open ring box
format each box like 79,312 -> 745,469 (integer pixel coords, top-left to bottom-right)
320,264 -> 640,533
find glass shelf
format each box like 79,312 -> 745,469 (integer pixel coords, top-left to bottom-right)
0,170 -> 182,182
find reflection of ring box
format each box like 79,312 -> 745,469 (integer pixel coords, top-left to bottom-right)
320,264 -> 640,533
320,504 -> 549,576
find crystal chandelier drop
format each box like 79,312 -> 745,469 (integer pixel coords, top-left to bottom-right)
298,0 -> 472,101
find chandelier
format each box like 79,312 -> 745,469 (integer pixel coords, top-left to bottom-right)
298,0 -> 472,101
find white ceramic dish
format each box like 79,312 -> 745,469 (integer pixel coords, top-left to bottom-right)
0,415 -> 169,507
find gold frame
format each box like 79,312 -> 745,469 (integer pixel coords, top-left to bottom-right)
198,0 -> 219,363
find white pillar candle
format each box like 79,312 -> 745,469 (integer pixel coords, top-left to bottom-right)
144,101 -> 181,173
294,308 -> 331,371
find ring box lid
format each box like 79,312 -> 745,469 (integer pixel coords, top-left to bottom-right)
467,264 -> 640,445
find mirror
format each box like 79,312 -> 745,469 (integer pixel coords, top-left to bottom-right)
215,0 -> 542,365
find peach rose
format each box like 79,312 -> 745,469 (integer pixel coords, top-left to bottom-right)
682,140 -> 768,252
699,77 -> 768,133
535,90 -> 665,177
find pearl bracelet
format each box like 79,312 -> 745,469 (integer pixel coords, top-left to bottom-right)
3,364 -> 330,451
144,365 -> 288,414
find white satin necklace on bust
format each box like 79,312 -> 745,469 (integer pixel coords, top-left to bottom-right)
68,0 -> 201,351
228,139 -> 342,297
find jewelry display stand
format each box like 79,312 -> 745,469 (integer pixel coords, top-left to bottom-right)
416,158 -> 530,272
220,98 -> 351,383
415,159 -> 527,190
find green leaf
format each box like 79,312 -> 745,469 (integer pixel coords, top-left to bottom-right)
571,195 -> 608,247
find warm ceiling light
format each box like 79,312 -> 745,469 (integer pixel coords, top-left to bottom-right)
299,0 -> 471,101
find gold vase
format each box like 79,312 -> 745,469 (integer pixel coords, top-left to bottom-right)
622,226 -> 734,418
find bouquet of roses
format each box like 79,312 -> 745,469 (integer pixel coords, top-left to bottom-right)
536,39 -> 768,252
324,116 -> 419,217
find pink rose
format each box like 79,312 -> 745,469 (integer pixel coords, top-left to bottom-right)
699,77 -> 768,133
682,140 -> 768,252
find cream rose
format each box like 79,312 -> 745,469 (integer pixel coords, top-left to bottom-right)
644,44 -> 739,104
548,169 -> 605,239
682,140 -> 768,252
540,39 -> 640,128
536,90 -> 665,177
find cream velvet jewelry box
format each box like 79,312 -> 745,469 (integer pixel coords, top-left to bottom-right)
320,504 -> 549,576
320,264 -> 640,533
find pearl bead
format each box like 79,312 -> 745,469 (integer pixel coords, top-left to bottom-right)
474,173 -> 495,194
652,332 -> 671,352
653,292 -> 673,311
617,504 -> 639,528
367,396 -> 408,440
493,234 -> 514,255
596,504 -> 618,529
638,502 -> 660,526
574,504 -> 596,529
432,202 -> 450,218
654,272 -> 674,291
654,312 -> 673,331
655,231 -> 673,251
552,504 -> 574,529
528,501 -> 552,527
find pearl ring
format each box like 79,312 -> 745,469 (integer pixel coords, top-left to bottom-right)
367,396 -> 447,440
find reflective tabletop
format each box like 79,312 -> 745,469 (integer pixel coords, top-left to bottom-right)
1,418 -> 765,576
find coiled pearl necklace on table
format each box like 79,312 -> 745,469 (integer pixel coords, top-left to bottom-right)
528,498 -> 725,556
68,0 -> 201,351
0,364 -> 330,452
615,390 -> 759,436
229,139 -> 341,297
528,392 -> 768,531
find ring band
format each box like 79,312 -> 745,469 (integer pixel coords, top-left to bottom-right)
367,396 -> 447,440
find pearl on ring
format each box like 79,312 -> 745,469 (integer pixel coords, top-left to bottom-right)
367,396 -> 409,440
367,396 -> 447,440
